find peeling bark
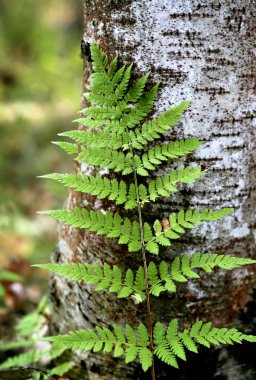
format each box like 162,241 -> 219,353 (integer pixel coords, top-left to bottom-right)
49,1 -> 256,379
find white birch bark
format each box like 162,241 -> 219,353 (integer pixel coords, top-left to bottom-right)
48,1 -> 256,379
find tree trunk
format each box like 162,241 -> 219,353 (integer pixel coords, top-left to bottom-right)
48,1 -> 256,379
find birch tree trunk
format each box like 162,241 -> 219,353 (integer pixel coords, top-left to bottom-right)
48,1 -> 256,379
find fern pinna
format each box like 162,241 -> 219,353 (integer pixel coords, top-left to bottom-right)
35,43 -> 256,378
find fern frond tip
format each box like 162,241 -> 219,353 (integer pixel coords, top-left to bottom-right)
37,210 -> 57,216
37,173 -> 58,179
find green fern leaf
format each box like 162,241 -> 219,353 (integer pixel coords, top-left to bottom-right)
140,139 -> 202,173
0,339 -> 35,351
114,64 -> 133,101
148,262 -> 163,296
43,323 -> 154,372
0,350 -> 41,370
154,343 -> 178,368
90,43 -> 108,73
129,100 -> 191,150
35,252 -> 256,304
143,222 -> 153,242
166,320 -> 186,360
34,262 -> 146,301
137,323 -> 149,347
125,345 -> 138,363
145,241 -> 159,255
159,208 -> 234,245
76,147 -> 133,175
147,166 -> 202,202
171,257 -> 187,282
181,255 -> 200,278
159,261 -> 176,292
190,253 -> 256,273
152,319 -> 256,369
39,208 -> 142,251
153,322 -> 178,367
124,82 -> 160,130
109,266 -> 122,292
138,347 -> 153,372
47,361 -> 74,377
52,141 -> 78,155
125,71 -> 150,103
59,129 -> 124,149
117,287 -> 132,299
134,267 -> 146,292
178,330 -> 198,353
16,311 -> 45,338
0,343 -> 64,370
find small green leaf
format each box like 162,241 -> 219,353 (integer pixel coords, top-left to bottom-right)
145,242 -> 159,254
138,347 -> 153,372
128,241 -> 142,252
0,270 -> 23,282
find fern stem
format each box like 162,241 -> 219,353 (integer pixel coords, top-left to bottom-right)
126,130 -> 155,380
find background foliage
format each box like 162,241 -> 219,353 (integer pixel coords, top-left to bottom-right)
0,0 -> 82,333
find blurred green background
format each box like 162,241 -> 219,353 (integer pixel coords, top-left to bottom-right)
0,0 -> 83,312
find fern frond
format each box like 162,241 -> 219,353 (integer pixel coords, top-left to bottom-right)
0,339 -> 35,351
82,82 -> 158,135
166,320 -> 186,360
155,253 -> 256,294
148,166 -> 203,201
0,350 -> 41,370
85,64 -> 128,106
41,174 -> 141,209
43,319 -> 253,372
80,103 -> 122,121
59,130 -> 124,149
139,138 -> 202,174
152,319 -> 256,369
151,208 -> 234,249
33,262 -> 142,301
67,99 -> 190,151
122,82 -> 160,130
80,83 -> 160,135
47,361 -> 74,377
75,140 -> 202,178
34,254 -> 255,303
16,312 -> 45,338
153,322 -> 178,367
86,65 -> 126,105
190,252 -> 256,273
125,71 -> 150,103
39,208 -> 142,252
41,165 -> 202,208
147,262 -> 165,296
46,344 -> 66,360
182,321 -> 255,348
76,147 -> 134,175
37,43 -> 256,376
90,43 -> 108,73
125,324 -> 138,363
0,343 -> 64,371
44,323 -> 152,372
34,252 -> 255,303
72,117 -> 110,128
129,100 -> 191,149
114,64 -> 133,102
